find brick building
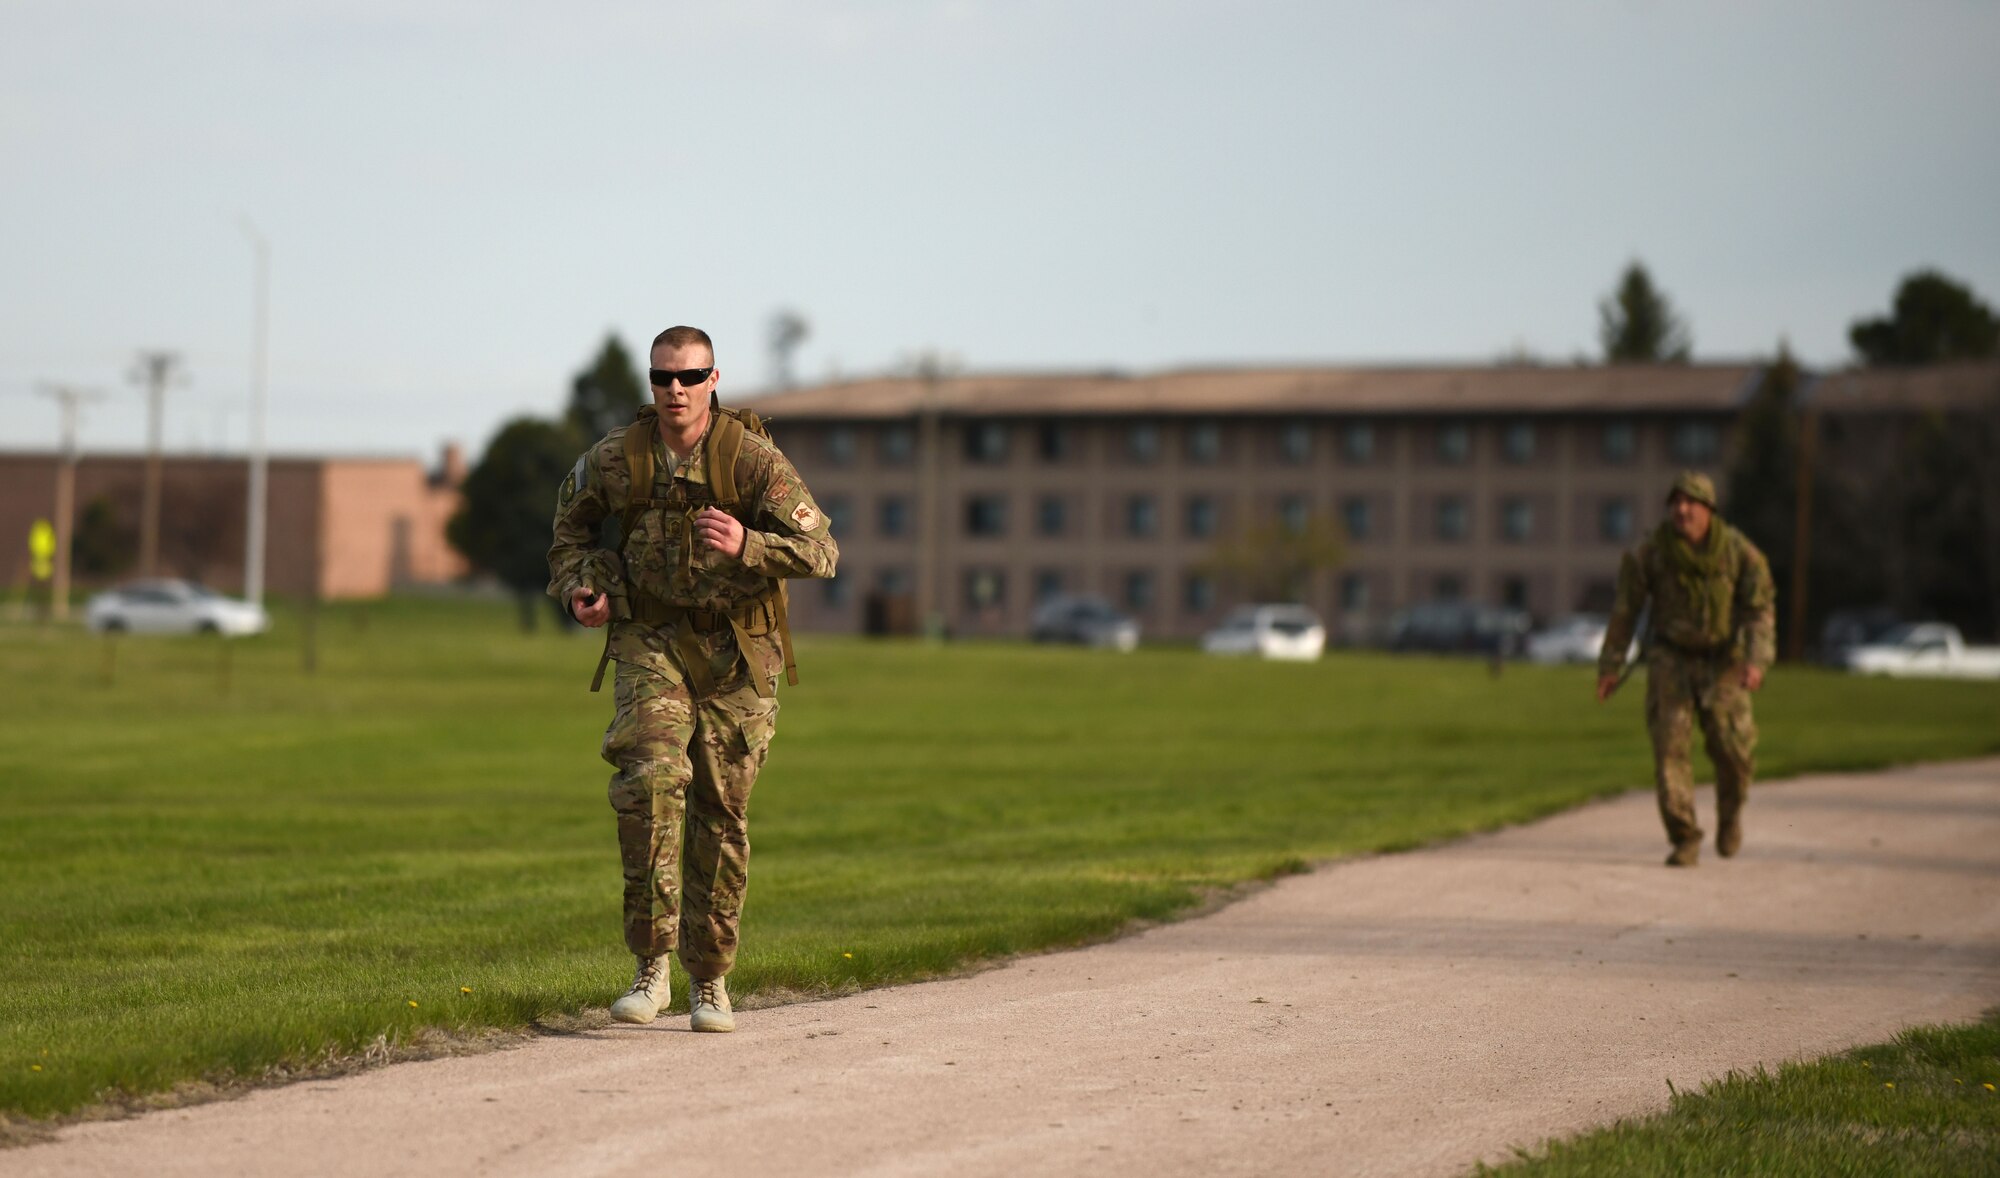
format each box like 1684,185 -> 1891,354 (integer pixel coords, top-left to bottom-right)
0,446 -> 467,599
743,364 -> 1762,640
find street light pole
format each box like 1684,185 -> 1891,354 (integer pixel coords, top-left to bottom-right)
129,350 -> 183,576
239,218 -> 270,607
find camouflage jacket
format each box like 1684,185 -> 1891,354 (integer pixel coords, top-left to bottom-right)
1598,520 -> 1776,678
547,415 -> 837,687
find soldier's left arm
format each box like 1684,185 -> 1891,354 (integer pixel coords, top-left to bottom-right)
736,442 -> 839,579
1736,538 -> 1778,670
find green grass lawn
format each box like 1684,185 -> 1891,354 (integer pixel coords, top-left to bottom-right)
3,597 -> 1997,1127
1479,1011 -> 2000,1177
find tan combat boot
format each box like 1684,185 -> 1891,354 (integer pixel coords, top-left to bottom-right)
1717,817 -> 1743,858
689,975 -> 734,1033
609,955 -> 670,1024
1665,838 -> 1701,868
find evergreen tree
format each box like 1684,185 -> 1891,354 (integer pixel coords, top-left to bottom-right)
1598,262 -> 1692,363
1848,271 -> 2000,366
566,335 -> 646,443
1726,345 -> 1889,655
446,416 -> 578,630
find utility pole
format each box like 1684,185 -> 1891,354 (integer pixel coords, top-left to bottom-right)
129,350 -> 185,577
914,353 -> 950,642
35,384 -> 105,621
1787,406 -> 1818,662
239,218 -> 271,607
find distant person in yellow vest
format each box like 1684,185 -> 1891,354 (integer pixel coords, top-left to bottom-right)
1597,472 -> 1776,867
548,325 -> 837,1030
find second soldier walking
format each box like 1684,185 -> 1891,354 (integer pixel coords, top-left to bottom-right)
1597,471 -> 1776,867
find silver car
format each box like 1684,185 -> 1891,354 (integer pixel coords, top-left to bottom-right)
1030,595 -> 1140,651
85,580 -> 270,637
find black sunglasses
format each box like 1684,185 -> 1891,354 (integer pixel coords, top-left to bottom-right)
649,367 -> 713,387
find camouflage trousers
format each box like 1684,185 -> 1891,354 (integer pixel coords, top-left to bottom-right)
600,658 -> 778,978
1645,645 -> 1757,846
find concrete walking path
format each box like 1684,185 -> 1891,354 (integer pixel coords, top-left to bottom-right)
16,758 -> 2000,1176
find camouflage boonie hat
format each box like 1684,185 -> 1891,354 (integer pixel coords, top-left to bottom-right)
1666,470 -> 1718,510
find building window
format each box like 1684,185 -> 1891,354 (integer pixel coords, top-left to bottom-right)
965,495 -> 1008,537
1185,496 -> 1218,539
1435,496 -> 1469,541
1125,495 -> 1158,538
1033,568 -> 1065,603
1037,421 -> 1073,463
826,426 -> 858,467
1341,423 -> 1375,463
1341,496 -> 1372,542
1186,420 -> 1222,464
1278,494 -> 1308,537
1123,569 -> 1156,612
1436,422 -> 1471,464
878,495 -> 909,538
1500,497 -> 1533,542
822,575 -> 850,608
1600,498 -> 1635,543
1670,421 -> 1719,464
1126,421 -> 1161,463
876,567 -> 911,595
1501,421 -> 1535,464
1183,572 -> 1215,613
1339,572 -> 1370,611
1500,575 -> 1528,611
1601,421 -> 1636,464
1280,420 -> 1312,463
1036,495 -> 1067,537
964,568 -> 1005,610
879,423 -> 915,465
824,495 -> 853,537
1434,573 -> 1464,601
965,421 -> 1009,464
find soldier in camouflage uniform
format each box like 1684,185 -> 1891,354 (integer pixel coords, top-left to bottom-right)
548,325 -> 837,1031
1596,471 -> 1776,867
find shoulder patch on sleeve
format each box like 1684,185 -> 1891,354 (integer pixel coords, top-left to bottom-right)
765,476 -> 794,507
789,501 -> 821,531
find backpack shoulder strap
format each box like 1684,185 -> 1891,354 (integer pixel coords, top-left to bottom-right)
619,407 -> 658,520
705,397 -> 749,508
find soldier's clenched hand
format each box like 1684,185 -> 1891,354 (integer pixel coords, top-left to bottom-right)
1595,674 -> 1619,703
1740,665 -> 1765,691
569,586 -> 611,628
694,508 -> 746,559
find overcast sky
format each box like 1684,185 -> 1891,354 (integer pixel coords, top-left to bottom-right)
4,0 -> 1997,460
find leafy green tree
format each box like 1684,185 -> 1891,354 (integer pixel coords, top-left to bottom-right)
1201,516 -> 1345,603
1598,261 -> 1692,363
447,417 -> 578,630
1848,271 -> 2000,366
566,335 -> 646,443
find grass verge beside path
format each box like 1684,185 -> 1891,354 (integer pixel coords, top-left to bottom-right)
1478,1010 -> 2000,1177
3,597 -> 1999,1129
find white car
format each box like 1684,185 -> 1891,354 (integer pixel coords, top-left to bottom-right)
1844,622 -> 2000,680
85,580 -> 270,637
1524,614 -> 1638,666
1201,604 -> 1327,661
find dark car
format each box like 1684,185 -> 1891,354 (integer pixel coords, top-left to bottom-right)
1030,595 -> 1140,651
1387,602 -> 1531,657
1819,607 -> 1901,667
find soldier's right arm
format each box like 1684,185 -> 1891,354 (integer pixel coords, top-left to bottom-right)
1596,548 -> 1650,680
546,442 -> 617,606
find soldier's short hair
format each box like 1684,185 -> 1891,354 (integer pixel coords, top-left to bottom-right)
652,325 -> 714,359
